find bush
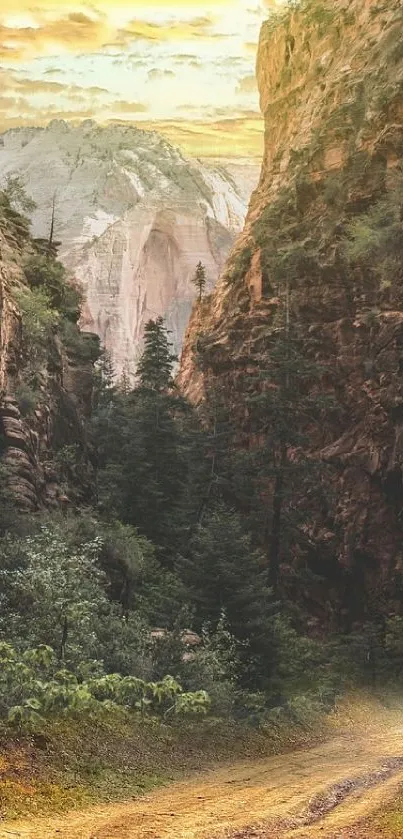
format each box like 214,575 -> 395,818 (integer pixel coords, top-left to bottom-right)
23,254 -> 82,321
13,381 -> 41,417
0,643 -> 210,732
14,287 -> 58,365
180,616 -> 240,717
0,521 -> 181,677
59,320 -> 101,362
0,525 -> 108,666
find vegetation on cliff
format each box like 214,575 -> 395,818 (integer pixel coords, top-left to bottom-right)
180,0 -> 403,641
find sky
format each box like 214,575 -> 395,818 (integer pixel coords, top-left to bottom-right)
0,0 -> 280,158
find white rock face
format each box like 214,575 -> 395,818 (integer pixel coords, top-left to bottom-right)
0,121 -> 257,375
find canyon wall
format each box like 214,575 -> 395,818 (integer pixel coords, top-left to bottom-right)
0,202 -> 96,512
179,0 -> 403,625
0,123 -> 257,376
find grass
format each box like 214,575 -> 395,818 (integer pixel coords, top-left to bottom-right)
0,710 -> 327,821
376,791 -> 403,836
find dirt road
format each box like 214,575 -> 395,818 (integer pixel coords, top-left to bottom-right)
2,703 -> 403,839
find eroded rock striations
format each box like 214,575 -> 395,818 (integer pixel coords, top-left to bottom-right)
0,123 -> 257,375
0,211 -> 96,512
179,0 -> 403,625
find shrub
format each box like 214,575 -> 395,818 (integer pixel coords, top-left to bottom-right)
224,247 -> 253,286
23,255 -> 82,321
0,643 -> 211,732
14,287 -> 58,364
13,381 -> 41,417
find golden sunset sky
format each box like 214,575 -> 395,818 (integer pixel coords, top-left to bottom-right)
0,0 -> 280,157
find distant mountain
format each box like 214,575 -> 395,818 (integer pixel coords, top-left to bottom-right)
0,120 -> 257,375
199,157 -> 261,203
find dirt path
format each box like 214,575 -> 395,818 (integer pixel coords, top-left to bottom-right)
2,706 -> 403,839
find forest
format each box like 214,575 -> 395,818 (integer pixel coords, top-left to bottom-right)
1,174 -> 403,747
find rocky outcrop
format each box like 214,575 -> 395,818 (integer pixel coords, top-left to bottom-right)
0,122 -> 256,376
0,219 -> 95,512
179,0 -> 403,625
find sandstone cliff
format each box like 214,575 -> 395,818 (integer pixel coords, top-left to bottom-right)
0,123 -> 255,376
0,199 -> 96,512
179,0 -> 403,625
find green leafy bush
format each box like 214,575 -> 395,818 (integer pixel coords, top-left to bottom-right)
14,287 -> 58,360
0,642 -> 210,732
0,526 -> 108,665
23,254 -> 82,322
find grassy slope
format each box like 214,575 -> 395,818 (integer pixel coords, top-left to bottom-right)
0,711 -> 325,820
3,695 -> 403,838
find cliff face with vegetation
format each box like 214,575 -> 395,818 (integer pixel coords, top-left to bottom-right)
0,196 -> 97,512
179,0 -> 403,624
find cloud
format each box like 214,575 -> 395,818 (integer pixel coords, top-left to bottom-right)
115,15 -> 216,45
0,13 -> 109,61
236,74 -> 257,94
108,100 -> 148,113
148,68 -> 175,80
175,53 -> 200,61
11,0 -> 232,8
243,41 -> 258,54
43,66 -> 62,75
131,116 -> 264,157
0,1 -> 265,158
0,72 -> 109,99
0,95 -> 22,109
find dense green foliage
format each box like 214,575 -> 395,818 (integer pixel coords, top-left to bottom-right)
0,182 -> 94,423
0,642 -> 209,730
2,173 -> 403,743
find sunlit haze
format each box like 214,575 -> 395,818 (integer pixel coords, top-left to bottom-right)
0,0 -> 282,156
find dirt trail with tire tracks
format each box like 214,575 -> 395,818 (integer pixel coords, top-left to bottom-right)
2,701 -> 403,839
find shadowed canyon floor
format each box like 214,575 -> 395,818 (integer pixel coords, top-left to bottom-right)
3,703 -> 403,839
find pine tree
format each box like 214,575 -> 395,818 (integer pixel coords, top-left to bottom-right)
94,318 -> 206,564
177,504 -> 274,689
1,173 -> 36,216
245,286 -> 330,594
192,261 -> 207,302
137,317 -> 177,392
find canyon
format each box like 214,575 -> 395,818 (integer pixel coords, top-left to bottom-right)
2,1 -> 403,834
0,122 -> 259,376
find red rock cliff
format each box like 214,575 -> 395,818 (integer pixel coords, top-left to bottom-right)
179,0 -> 403,625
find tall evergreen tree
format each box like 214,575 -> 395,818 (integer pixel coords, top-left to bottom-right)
177,505 -> 274,689
245,288 -> 330,593
137,317 -> 177,392
94,318 -> 207,565
192,261 -> 207,302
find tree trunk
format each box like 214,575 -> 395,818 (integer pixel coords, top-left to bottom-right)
60,615 -> 68,661
268,443 -> 287,594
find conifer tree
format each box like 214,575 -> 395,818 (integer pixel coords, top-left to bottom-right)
245,286 -> 330,593
137,317 -> 177,391
177,504 -> 274,689
1,173 -> 36,216
94,318 -> 203,564
192,261 -> 207,302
